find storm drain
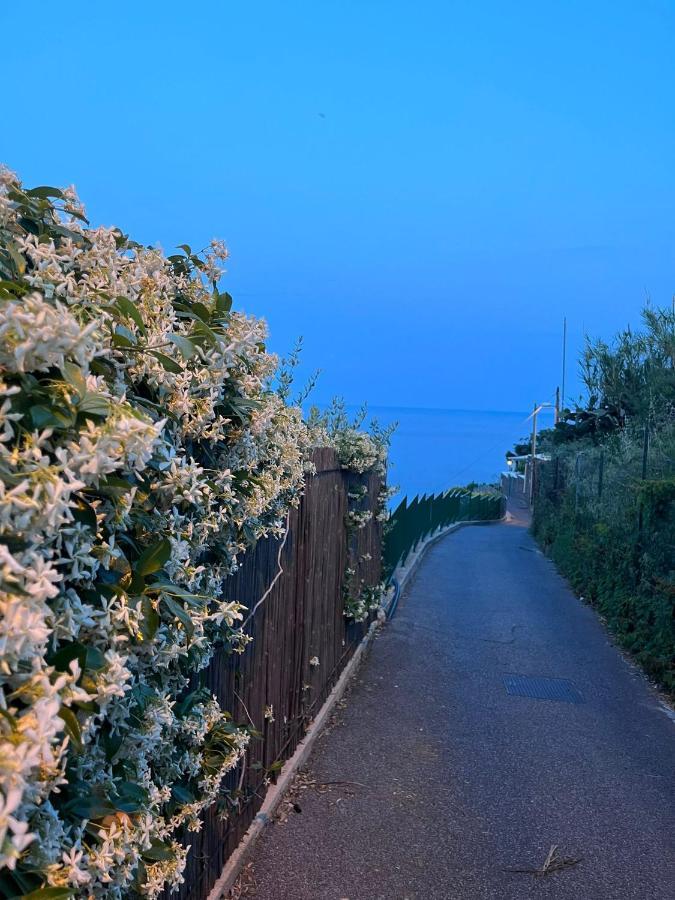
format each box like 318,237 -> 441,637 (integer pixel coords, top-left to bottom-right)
503,674 -> 584,704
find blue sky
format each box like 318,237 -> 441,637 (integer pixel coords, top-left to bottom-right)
4,1 -> 675,411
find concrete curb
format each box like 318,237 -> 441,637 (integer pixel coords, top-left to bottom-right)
208,513 -> 504,898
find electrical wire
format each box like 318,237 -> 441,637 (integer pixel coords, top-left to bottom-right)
437,399 -> 555,486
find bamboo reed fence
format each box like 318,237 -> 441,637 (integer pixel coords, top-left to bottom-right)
171,448 -> 382,899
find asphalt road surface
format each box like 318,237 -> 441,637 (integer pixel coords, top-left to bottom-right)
247,507 -> 675,900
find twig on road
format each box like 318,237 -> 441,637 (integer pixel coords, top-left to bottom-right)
506,844 -> 583,877
309,780 -> 367,789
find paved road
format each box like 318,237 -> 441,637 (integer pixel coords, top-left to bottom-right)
247,507 -> 675,899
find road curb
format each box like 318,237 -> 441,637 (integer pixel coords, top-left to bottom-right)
208,513 -> 504,898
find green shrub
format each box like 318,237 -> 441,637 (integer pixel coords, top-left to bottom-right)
533,436 -> 675,693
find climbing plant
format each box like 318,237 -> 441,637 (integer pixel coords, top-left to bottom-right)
308,400 -> 394,621
0,165 -> 396,898
0,166 -> 319,898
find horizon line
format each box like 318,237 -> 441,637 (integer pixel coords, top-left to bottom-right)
307,401 -> 557,417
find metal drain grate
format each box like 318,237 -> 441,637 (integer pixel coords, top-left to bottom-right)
503,674 -> 584,704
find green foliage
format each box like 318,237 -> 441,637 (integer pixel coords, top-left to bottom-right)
553,303 -> 675,445
532,431 -> 675,694
530,302 -> 675,693
581,305 -> 675,418
0,168 -> 308,894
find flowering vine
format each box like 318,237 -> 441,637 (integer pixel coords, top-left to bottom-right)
308,400 -> 394,622
0,168 -> 312,898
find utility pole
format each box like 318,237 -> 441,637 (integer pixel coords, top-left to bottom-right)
531,401 -> 538,461
561,317 -> 567,413
555,386 -> 560,424
529,401 -> 538,506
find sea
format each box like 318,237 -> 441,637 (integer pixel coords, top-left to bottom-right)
361,406 -> 555,505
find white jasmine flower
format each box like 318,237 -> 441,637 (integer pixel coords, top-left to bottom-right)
0,292 -> 99,373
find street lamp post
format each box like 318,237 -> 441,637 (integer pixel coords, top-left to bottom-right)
529,401 -> 554,506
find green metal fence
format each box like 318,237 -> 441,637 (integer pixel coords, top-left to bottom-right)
383,488 -> 505,576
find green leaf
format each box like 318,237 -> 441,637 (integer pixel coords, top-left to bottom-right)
162,595 -> 194,637
61,361 -> 87,396
71,496 -> 97,530
115,296 -> 146,335
191,302 -> 212,324
78,393 -> 111,416
95,475 -> 134,497
148,581 -> 204,601
168,334 -> 197,360
100,726 -> 123,762
5,243 -> 26,275
174,687 -> 210,717
129,682 -> 156,713
190,320 -> 219,348
2,866 -> 37,895
48,641 -> 87,673
176,243 -> 192,256
149,350 -> 183,374
126,571 -> 146,596
171,783 -> 196,805
112,326 -> 136,348
30,404 -> 74,429
58,706 -> 83,751
135,538 -> 172,577
140,595 -> 159,641
0,279 -> 29,297
112,780 -> 149,813
21,889 -> 74,900
50,223 -> 87,245
90,356 -> 117,378
25,186 -> 65,200
215,289 -> 233,314
85,646 -> 106,671
142,839 -> 176,862
64,206 -> 89,224
64,794 -> 119,821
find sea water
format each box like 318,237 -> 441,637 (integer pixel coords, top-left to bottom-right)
365,406 -> 555,504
